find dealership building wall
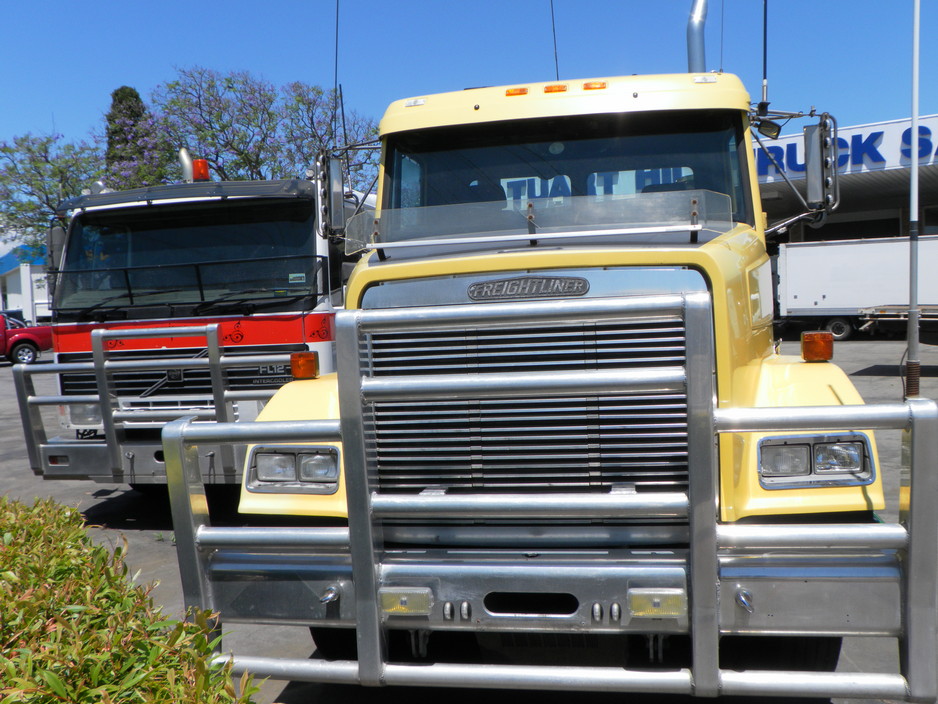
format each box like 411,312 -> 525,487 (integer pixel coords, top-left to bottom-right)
758,115 -> 938,243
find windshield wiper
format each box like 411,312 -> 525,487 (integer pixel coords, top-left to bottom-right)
192,290 -> 314,315
73,289 -> 188,321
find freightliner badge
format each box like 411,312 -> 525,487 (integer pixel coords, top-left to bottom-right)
468,276 -> 590,301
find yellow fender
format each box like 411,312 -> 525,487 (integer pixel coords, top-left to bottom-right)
721,355 -> 885,522
238,374 -> 349,518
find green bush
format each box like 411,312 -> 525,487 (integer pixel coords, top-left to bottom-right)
0,497 -> 257,703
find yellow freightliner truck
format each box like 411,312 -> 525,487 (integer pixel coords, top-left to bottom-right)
163,5 -> 938,699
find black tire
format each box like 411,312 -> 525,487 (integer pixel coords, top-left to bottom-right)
11,343 -> 38,364
824,317 -> 853,341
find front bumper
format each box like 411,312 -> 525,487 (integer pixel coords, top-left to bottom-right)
36,435 -> 241,483
207,543 -> 902,638
164,399 -> 938,701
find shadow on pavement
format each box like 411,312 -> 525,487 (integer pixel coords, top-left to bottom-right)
852,364 -> 938,377
80,484 -> 244,530
271,679 -> 832,704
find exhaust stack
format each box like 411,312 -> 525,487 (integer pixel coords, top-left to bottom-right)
687,0 -> 708,73
179,148 -> 194,183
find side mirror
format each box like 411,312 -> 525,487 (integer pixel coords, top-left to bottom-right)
328,157 -> 347,235
804,113 -> 839,213
47,223 -> 66,300
755,119 -> 782,140
48,224 -> 65,269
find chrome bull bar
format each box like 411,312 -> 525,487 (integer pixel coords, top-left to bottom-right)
164,398 -> 938,701
13,323 -> 289,480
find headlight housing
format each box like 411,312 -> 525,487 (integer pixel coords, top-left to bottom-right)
758,433 -> 873,488
248,446 -> 340,494
61,403 -> 103,429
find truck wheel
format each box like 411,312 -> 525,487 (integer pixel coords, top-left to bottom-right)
11,343 -> 38,364
824,317 -> 853,341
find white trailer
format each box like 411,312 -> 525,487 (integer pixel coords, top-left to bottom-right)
775,235 -> 938,339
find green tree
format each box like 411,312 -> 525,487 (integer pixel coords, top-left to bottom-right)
280,81 -> 379,193
0,133 -> 103,253
104,85 -> 174,188
152,67 -> 378,188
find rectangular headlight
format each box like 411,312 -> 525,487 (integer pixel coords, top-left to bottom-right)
814,442 -> 863,473
760,444 -> 811,476
758,433 -> 873,489
64,403 -> 103,427
248,446 -> 341,494
255,453 -> 297,482
298,452 -> 339,482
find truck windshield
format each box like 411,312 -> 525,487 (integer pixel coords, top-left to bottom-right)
55,198 -> 323,319
368,109 -> 751,250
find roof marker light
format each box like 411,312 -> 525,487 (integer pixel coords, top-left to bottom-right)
404,98 -> 427,107
505,87 -> 529,97
583,81 -> 607,91
544,84 -> 568,94
192,159 -> 210,182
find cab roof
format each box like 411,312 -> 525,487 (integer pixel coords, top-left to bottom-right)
56,179 -> 315,215
379,73 -> 751,136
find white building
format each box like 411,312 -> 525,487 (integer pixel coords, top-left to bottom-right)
0,247 -> 50,324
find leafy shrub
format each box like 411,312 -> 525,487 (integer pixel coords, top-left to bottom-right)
0,497 -> 257,703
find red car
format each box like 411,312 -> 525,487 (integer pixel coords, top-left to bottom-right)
1,314 -> 52,364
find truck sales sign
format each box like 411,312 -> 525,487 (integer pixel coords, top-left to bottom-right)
756,115 -> 938,183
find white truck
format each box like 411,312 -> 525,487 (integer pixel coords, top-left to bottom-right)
775,235 -> 938,340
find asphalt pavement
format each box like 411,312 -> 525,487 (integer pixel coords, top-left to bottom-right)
2,337 -> 936,704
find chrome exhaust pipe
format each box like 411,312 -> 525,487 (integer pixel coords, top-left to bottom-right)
687,0 -> 708,73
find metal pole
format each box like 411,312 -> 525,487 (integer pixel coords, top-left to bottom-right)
762,0 -> 769,105
907,0 -> 921,397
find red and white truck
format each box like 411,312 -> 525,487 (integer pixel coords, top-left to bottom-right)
14,155 -> 363,486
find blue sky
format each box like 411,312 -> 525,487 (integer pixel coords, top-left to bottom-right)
0,0 -> 934,145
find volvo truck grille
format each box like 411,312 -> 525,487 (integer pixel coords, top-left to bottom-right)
58,344 -> 306,397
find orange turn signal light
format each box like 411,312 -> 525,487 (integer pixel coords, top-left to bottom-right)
290,351 -> 320,379
583,81 -> 607,91
544,83 -> 568,94
505,87 -> 529,97
192,158 -> 210,181
801,331 -> 834,362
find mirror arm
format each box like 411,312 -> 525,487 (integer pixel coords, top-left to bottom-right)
751,128 -> 812,214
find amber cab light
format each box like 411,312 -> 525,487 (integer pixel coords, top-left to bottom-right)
290,351 -> 320,379
801,331 -> 834,362
544,84 -> 568,94
505,87 -> 529,97
583,81 -> 607,91
192,158 -> 210,181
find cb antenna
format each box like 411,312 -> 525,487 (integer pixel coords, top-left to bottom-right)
332,0 -> 340,148
550,0 -> 560,81
759,0 -> 769,113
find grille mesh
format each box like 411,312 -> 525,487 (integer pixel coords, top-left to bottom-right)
58,344 -> 306,397
361,316 -> 689,494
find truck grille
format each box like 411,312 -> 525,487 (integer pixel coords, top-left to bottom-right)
360,316 -> 689,494
58,344 -> 305,397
